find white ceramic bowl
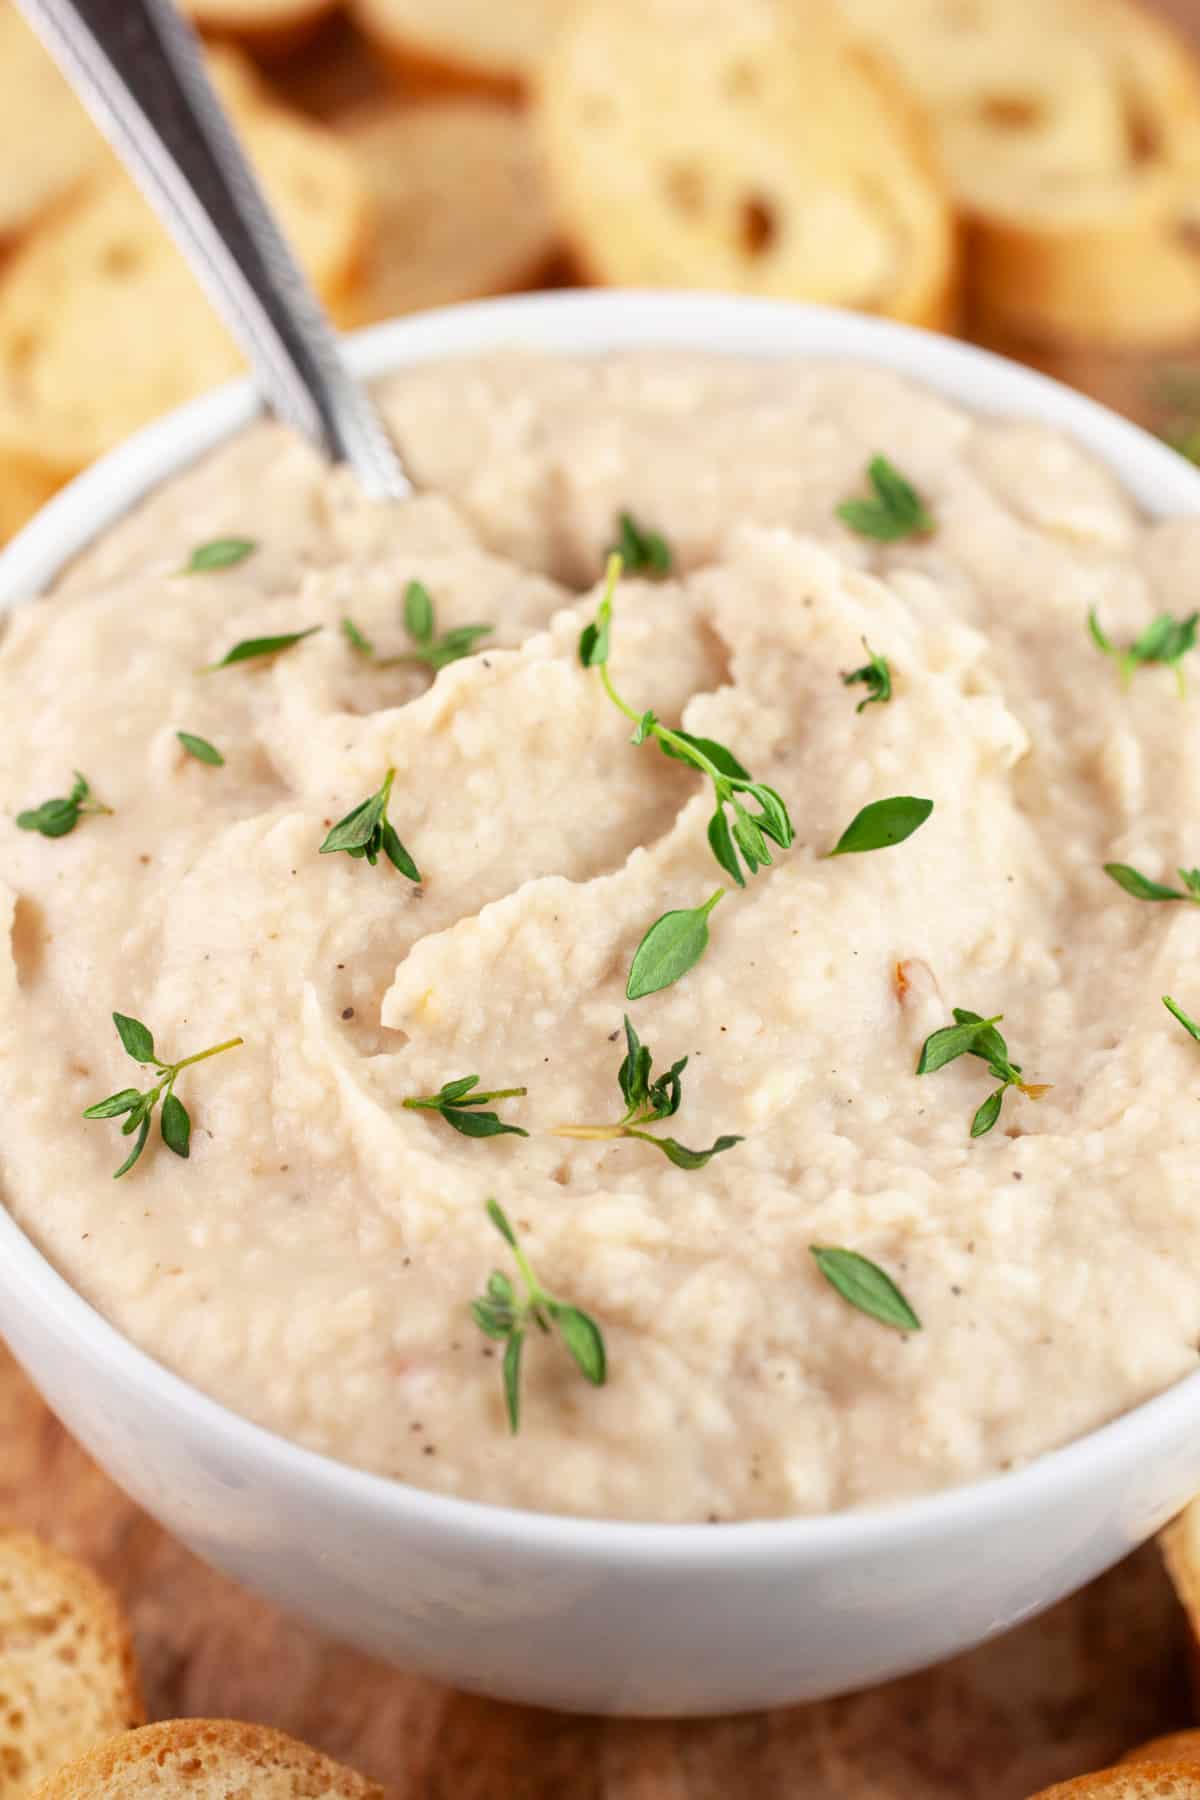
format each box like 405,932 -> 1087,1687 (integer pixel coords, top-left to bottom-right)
3,292 -> 1200,1719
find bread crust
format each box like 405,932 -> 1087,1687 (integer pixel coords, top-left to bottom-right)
1028,1767 -> 1200,1798
0,1529 -> 145,1798
26,1719 -> 383,1800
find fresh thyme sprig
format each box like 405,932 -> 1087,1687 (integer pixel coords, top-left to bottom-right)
1105,862 -> 1200,903
917,1008 -> 1050,1138
16,771 -> 110,839
842,640 -> 892,712
182,537 -> 256,574
837,456 -> 934,542
810,1247 -> 921,1332
626,889 -> 724,1000
554,1015 -> 742,1169
609,511 -> 672,578
470,1198 -> 606,1433
403,1075 -> 528,1139
83,1012 -> 243,1178
319,768 -> 420,881
200,625 -> 321,672
1088,607 -> 1198,696
343,581 -> 492,675
827,796 -> 933,857
580,555 -> 792,890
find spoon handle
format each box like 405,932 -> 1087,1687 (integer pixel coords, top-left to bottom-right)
12,0 -> 411,499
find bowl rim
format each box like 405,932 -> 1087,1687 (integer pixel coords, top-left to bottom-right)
4,287 -> 1200,1562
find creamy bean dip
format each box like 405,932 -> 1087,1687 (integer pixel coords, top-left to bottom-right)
3,352 -> 1200,1523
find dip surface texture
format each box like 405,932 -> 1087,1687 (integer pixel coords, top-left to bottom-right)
2,352 -> 1199,1523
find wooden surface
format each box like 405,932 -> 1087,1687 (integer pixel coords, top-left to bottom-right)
1,1340 -> 1193,1797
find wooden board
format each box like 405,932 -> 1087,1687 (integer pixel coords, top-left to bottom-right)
0,1340 -> 1192,1798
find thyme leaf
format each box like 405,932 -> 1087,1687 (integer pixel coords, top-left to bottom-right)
810,1247 -> 921,1332
610,511 -> 672,578
626,889 -> 724,1000
470,1199 -> 606,1432
837,456 -> 933,542
183,537 -> 256,574
176,732 -> 224,767
1104,862 -> 1200,904
842,639 -> 893,712
828,795 -> 933,857
1088,606 -> 1198,695
16,771 -> 111,838
200,625 -> 321,672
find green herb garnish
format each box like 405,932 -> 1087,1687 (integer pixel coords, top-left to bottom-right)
917,1007 -> 1050,1138
1088,607 -> 1198,696
182,537 -> 256,574
341,616 -> 374,656
401,580 -> 492,671
16,771 -> 110,839
1165,995 -> 1200,1042
83,1012 -> 243,1178
176,732 -> 224,767
200,625 -> 320,672
343,581 -> 492,675
319,767 -> 420,880
827,795 -> 933,857
810,1247 -> 921,1332
626,889 -> 724,1000
842,640 -> 892,712
580,556 -> 792,891
837,456 -> 934,542
610,511 -> 672,578
555,1014 -> 742,1169
471,1198 -> 606,1433
403,1075 -> 528,1139
1105,862 -> 1200,903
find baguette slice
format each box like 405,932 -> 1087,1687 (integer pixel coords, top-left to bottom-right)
535,0 -> 956,330
838,0 -> 1200,347
27,1720 -> 382,1800
182,0 -> 342,56
350,0 -> 573,96
1028,1771 -> 1200,1798
0,3 -> 110,243
1124,1735 -> 1200,1767
0,1530 -> 144,1799
0,83 -> 367,498
340,102 -> 559,324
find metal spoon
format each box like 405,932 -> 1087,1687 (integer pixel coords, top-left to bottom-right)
11,0 -> 411,500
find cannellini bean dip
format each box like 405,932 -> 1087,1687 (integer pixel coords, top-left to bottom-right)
3,351 -> 1200,1522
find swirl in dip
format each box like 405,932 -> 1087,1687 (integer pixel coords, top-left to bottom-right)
2,351 -> 1199,1523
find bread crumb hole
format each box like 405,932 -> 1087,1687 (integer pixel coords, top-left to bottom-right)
663,162 -> 707,217
738,194 -> 777,258
978,93 -> 1044,131
100,241 -> 142,278
1176,211 -> 1200,255
1124,101 -> 1160,164
580,91 -> 615,126
723,60 -> 758,98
